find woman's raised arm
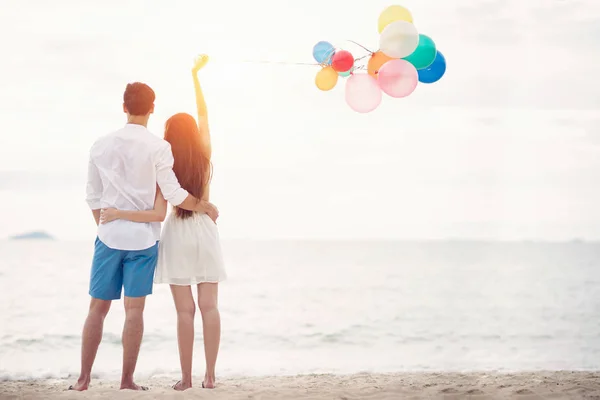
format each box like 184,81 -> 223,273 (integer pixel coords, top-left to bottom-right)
192,54 -> 212,201
193,55 -> 212,159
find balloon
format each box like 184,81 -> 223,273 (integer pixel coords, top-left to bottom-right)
315,66 -> 338,91
418,51 -> 446,84
345,73 -> 382,113
378,5 -> 413,33
313,41 -> 335,64
377,59 -> 418,98
331,50 -> 354,72
367,51 -> 393,77
403,34 -> 437,70
339,67 -> 354,78
379,21 -> 419,59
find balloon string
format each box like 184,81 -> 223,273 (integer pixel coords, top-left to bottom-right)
235,60 -> 320,66
215,42 -> 373,68
346,40 -> 375,54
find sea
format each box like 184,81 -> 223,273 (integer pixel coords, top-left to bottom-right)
0,239 -> 599,381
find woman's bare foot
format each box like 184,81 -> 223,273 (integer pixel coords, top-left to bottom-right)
173,380 -> 192,391
203,375 -> 216,389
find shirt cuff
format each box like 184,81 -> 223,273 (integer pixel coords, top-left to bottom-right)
168,188 -> 189,207
86,199 -> 102,210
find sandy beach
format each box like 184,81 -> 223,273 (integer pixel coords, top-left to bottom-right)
1,372 -> 600,400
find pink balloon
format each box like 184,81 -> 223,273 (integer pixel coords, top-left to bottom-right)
345,73 -> 382,113
377,59 -> 418,98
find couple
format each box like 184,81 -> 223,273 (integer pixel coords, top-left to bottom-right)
70,55 -> 226,392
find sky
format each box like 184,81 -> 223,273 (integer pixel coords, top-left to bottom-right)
1,0 -> 600,241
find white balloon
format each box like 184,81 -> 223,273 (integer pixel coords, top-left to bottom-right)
379,21 -> 419,59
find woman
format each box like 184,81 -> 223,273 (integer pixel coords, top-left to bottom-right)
100,55 -> 226,391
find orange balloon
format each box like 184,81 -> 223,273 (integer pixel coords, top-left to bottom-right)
367,51 -> 393,77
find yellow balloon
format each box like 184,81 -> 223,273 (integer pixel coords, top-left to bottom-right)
315,66 -> 338,91
378,5 -> 413,33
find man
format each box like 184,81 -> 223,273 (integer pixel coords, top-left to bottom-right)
69,82 -> 218,391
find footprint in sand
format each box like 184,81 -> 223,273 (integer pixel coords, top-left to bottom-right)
514,388 -> 535,395
466,389 -> 485,395
440,388 -> 459,394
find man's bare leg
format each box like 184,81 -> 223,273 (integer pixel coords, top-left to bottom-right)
120,296 -> 146,390
71,298 -> 112,391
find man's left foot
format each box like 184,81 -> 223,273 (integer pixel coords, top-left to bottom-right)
68,377 -> 90,391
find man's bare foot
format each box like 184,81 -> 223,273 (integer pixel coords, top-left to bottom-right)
68,377 -> 90,391
203,375 -> 216,389
120,382 -> 149,391
172,380 -> 192,391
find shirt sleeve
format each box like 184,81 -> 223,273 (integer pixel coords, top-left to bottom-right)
85,157 -> 103,210
156,142 -> 189,206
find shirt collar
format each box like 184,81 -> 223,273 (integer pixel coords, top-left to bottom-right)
125,123 -> 148,129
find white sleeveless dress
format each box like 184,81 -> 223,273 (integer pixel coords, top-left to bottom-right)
154,211 -> 227,285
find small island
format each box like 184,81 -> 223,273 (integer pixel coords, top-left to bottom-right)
10,231 -> 55,240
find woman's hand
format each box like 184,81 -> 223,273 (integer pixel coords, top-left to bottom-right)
100,208 -> 120,224
192,54 -> 209,73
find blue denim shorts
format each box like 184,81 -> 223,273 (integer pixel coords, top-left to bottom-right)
89,238 -> 158,301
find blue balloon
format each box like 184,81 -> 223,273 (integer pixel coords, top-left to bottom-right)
313,41 -> 335,65
418,51 -> 446,84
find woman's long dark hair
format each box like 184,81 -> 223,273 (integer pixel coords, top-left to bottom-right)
164,113 -> 212,219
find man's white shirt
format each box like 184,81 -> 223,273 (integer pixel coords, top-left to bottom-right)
86,123 -> 189,251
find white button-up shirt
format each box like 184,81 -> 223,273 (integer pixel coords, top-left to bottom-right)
86,123 -> 189,251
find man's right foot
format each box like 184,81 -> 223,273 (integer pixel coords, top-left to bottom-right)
172,380 -> 192,391
120,382 -> 149,391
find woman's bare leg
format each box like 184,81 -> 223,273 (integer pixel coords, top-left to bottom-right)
197,283 -> 220,388
170,285 -> 195,391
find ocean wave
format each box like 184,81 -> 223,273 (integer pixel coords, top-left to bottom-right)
0,367 -> 184,382
0,332 -> 174,350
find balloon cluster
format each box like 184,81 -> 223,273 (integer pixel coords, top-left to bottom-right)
312,4 -> 447,113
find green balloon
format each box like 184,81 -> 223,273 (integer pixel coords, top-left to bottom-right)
338,68 -> 354,78
403,34 -> 437,70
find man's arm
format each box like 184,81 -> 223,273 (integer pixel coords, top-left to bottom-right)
86,156 -> 103,225
155,143 -> 219,221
